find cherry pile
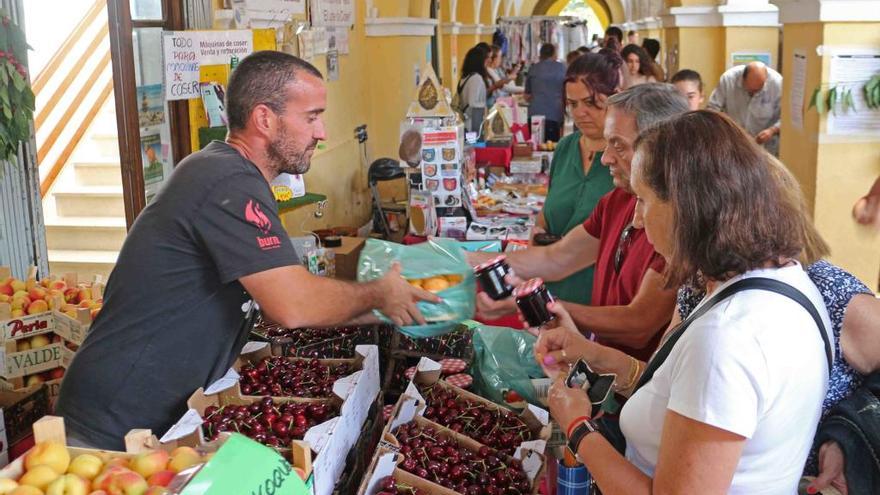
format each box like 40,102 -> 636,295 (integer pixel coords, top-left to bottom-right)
253,321 -> 378,358
239,357 -> 352,397
395,325 -> 473,357
420,385 -> 533,456
389,422 -> 531,494
375,476 -> 426,495
201,397 -> 338,448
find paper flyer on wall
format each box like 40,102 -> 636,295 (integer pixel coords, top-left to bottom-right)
136,83 -> 165,128
827,52 -> 880,136
200,82 -> 228,127
140,127 -> 170,203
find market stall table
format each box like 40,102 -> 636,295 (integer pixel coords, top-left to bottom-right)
475,145 -> 513,170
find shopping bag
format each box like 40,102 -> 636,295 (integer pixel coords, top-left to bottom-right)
357,238 -> 476,337
471,324 -> 546,405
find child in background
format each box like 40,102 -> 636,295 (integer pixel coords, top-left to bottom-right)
671,69 -> 704,111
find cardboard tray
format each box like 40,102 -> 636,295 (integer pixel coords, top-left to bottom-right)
250,321 -> 380,359
222,341 -> 365,402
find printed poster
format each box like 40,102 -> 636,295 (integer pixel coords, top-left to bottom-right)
827,52 -> 880,136
309,0 -> 354,28
790,51 -> 807,131
420,127 -> 463,208
140,127 -> 170,203
136,84 -> 165,128
163,30 -> 254,101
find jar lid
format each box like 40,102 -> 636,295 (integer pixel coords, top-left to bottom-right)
514,277 -> 545,298
474,255 -> 508,272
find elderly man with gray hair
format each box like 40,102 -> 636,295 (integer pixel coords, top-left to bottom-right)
468,83 -> 689,362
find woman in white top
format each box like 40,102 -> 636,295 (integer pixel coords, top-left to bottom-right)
621,44 -> 658,88
458,46 -> 493,135
535,110 -> 832,494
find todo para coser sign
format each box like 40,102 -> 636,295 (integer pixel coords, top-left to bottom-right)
162,30 -> 254,101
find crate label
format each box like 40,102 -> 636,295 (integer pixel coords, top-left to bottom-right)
3,343 -> 63,378
60,345 -> 75,368
2,313 -> 54,341
52,312 -> 88,345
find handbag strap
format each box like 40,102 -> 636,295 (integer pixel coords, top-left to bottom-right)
634,277 -> 832,394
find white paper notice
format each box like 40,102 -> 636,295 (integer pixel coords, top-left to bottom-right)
309,0 -> 354,28
790,51 -> 807,131
163,30 -> 254,101
827,52 -> 880,136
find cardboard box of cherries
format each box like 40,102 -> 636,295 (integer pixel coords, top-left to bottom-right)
359,358 -> 549,495
160,344 -> 381,495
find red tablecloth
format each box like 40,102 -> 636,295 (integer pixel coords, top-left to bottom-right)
474,146 -> 513,169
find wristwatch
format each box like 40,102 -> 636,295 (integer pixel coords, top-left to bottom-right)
567,419 -> 600,457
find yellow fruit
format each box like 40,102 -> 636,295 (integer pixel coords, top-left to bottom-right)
19,464 -> 59,491
25,442 -> 71,476
67,454 -> 103,481
422,277 -> 450,292
407,279 -> 423,288
9,486 -> 43,495
0,478 -> 19,494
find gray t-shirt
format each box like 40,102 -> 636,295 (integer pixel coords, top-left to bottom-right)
525,59 -> 566,123
56,141 -> 299,449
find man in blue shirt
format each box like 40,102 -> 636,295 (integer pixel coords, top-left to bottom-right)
525,43 -> 566,142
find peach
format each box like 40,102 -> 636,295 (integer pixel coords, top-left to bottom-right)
0,282 -> 13,296
10,279 -> 25,292
77,300 -> 93,310
29,334 -> 51,349
28,287 -> 47,301
45,474 -> 89,495
48,281 -> 67,291
0,294 -> 10,303
67,454 -> 103,481
26,374 -> 44,386
89,492 -> 109,495
11,309 -> 24,318
63,289 -> 79,304
0,478 -> 19,494
144,488 -> 166,495
25,278 -> 37,291
49,368 -> 65,380
102,459 -> 129,471
19,464 -> 60,491
144,470 -> 173,488
75,288 -> 91,305
93,468 -> 147,495
27,300 -> 49,315
129,451 -> 168,480
16,340 -> 31,352
10,486 -> 44,495
25,442 -> 71,475
166,447 -> 200,473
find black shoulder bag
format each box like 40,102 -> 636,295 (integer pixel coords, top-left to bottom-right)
598,277 -> 833,454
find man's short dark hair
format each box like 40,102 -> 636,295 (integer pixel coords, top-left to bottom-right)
605,26 -> 623,43
540,43 -> 556,59
226,51 -> 322,130
627,30 -> 636,36
671,69 -> 703,91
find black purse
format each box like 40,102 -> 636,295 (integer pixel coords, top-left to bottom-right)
597,277 -> 833,455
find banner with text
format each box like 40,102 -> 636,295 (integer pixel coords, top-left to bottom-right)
309,0 -> 354,28
163,30 -> 254,101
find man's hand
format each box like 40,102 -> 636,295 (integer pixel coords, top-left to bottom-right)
476,292 -> 518,321
808,441 -> 848,495
465,250 -> 497,268
376,263 -> 441,326
756,126 -> 777,144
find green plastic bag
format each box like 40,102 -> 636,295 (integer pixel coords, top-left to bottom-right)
357,238 -> 476,338
471,324 -> 547,406
179,433 -> 309,495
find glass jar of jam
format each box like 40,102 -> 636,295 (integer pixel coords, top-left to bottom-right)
515,278 -> 556,328
474,255 -> 515,300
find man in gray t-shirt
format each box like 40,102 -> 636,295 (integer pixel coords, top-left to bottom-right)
708,61 -> 782,156
525,43 -> 566,142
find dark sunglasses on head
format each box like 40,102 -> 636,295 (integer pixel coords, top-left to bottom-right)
614,223 -> 636,273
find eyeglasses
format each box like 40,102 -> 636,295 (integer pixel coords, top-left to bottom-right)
614,223 -> 636,273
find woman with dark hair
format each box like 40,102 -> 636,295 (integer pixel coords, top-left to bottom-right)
641,38 -> 665,80
621,44 -> 657,88
457,46 -> 491,134
536,110 -> 833,493
530,49 -> 621,306
486,44 -> 523,106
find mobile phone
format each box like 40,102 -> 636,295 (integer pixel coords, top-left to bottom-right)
566,359 -> 617,416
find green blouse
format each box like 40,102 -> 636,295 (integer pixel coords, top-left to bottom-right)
542,131 -> 615,305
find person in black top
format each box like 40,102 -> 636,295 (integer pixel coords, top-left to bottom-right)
56,51 -> 439,450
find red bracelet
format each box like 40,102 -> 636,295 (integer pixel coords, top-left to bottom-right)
567,416 -> 592,438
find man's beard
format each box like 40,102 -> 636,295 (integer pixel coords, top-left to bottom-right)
267,121 -> 314,175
